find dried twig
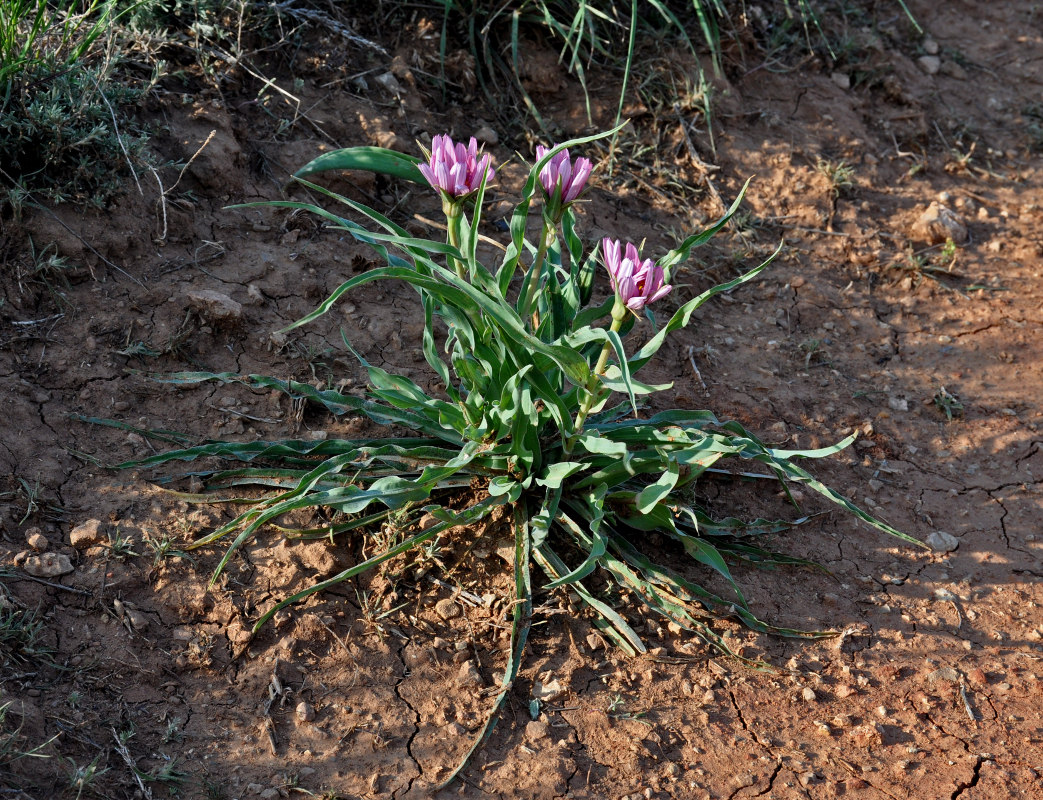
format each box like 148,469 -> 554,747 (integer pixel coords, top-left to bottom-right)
112,728 -> 153,800
269,1 -> 388,55
687,345 -> 708,393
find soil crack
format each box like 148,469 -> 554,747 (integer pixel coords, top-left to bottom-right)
950,754 -> 984,800
391,637 -> 422,798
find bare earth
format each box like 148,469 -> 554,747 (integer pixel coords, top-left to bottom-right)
2,1 -> 1041,797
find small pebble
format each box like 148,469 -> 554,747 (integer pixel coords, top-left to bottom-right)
296,702 -> 316,723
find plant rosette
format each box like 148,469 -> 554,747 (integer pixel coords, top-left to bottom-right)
117,127 -> 920,788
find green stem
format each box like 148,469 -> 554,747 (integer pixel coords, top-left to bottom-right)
444,197 -> 465,280
519,218 -> 555,325
564,301 -> 627,453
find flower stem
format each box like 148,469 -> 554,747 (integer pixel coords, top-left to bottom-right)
564,301 -> 626,453
444,198 -> 465,280
519,218 -> 555,326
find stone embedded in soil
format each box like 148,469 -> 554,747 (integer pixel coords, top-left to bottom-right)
533,677 -> 565,702
296,701 -> 316,723
918,55 -> 942,74
926,530 -> 960,552
888,396 -> 909,412
187,289 -> 243,323
125,609 -> 149,632
474,125 -> 499,145
911,202 -> 968,244
69,519 -> 105,548
927,667 -> 960,684
22,552 -> 74,578
831,72 -> 851,90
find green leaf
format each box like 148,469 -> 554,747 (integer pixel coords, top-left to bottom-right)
535,461 -> 585,489
634,460 -> 679,513
293,146 -> 424,184
656,178 -> 751,276
532,544 -> 644,655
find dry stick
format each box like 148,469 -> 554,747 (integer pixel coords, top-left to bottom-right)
91,74 -> 142,195
151,130 -> 215,243
111,728 -> 154,800
686,345 -> 708,394
166,130 -> 216,199
148,166 -> 168,242
270,0 -> 388,55
959,678 -> 977,723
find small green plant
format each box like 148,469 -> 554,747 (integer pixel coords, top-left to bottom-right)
144,532 -> 189,567
0,603 -> 50,665
934,386 -> 964,421
815,157 -> 855,196
15,236 -> 73,306
116,129 -> 917,787
67,753 -> 108,800
161,717 -> 184,744
105,528 -> 139,561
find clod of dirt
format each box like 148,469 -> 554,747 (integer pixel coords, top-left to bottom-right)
187,289 -> 243,324
22,552 -> 74,578
849,723 -> 883,748
911,202 -> 968,244
435,598 -> 462,620
24,527 -> 49,552
926,530 -> 960,552
525,720 -> 550,742
456,661 -> 483,688
69,518 -> 104,548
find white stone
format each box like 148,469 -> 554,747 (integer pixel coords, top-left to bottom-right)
918,55 -> 941,75
23,552 -> 74,578
926,530 -> 959,552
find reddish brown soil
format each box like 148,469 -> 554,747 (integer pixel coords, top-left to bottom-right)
2,1 -> 1042,798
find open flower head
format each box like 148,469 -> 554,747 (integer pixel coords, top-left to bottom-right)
419,134 -> 495,198
536,145 -> 592,206
601,238 -> 672,312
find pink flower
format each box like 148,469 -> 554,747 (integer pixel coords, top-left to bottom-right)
419,134 -> 495,198
600,238 -> 672,312
536,145 -> 592,205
